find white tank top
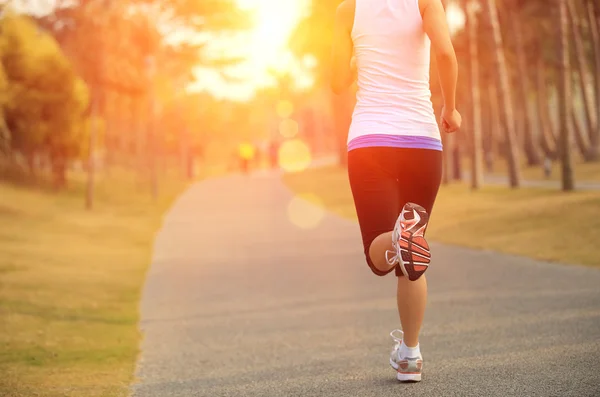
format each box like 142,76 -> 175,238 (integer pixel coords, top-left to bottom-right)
348,0 -> 440,144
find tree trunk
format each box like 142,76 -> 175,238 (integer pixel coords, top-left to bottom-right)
585,0 -> 600,160
25,151 -> 36,177
558,0 -> 575,191
571,107 -> 590,157
133,94 -> 145,185
467,0 -> 483,189
535,57 -> 557,159
146,56 -> 158,200
113,92 -> 122,165
484,0 -> 521,188
568,1 -> 596,138
488,82 -> 502,169
510,7 -> 541,166
86,94 -> 98,210
51,152 -> 67,189
180,127 -> 191,179
0,108 -> 10,155
442,132 -> 454,184
103,90 -> 114,173
514,104 -> 526,152
452,145 -> 462,181
483,88 -> 494,173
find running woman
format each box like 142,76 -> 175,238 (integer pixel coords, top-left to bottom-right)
331,0 -> 461,382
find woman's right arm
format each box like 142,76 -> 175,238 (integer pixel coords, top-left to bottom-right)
421,0 -> 461,132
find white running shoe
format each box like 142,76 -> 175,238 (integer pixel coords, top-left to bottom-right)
385,202 -> 431,281
389,329 -> 423,382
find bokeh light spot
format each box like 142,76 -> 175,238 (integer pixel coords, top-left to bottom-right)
278,139 -> 312,173
279,118 -> 299,138
276,100 -> 294,119
239,143 -> 255,160
446,2 -> 466,34
302,54 -> 318,69
287,193 -> 325,230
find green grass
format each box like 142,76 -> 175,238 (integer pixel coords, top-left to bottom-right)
283,166 -> 600,267
0,168 -> 190,396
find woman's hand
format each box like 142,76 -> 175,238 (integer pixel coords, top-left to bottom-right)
441,107 -> 461,133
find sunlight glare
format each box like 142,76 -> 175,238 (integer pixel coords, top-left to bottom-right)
190,0 -> 310,100
276,100 -> 294,118
287,193 -> 325,230
446,2 -> 466,34
237,0 -> 307,77
278,139 -> 311,173
279,119 -> 299,138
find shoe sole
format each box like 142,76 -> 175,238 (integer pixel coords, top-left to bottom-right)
397,372 -> 422,382
397,202 -> 431,281
390,357 -> 423,382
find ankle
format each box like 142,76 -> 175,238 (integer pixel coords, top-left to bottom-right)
402,337 -> 419,347
400,340 -> 421,358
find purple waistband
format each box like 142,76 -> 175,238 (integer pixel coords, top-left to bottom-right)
348,134 -> 443,152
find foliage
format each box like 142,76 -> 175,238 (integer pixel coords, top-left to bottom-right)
0,13 -> 89,181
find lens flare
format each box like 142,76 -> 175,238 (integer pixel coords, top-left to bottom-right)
446,2 -> 466,34
279,119 -> 299,138
278,139 -> 311,173
239,143 -> 255,160
276,100 -> 294,118
287,193 -> 325,230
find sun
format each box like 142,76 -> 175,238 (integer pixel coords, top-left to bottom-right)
189,0 -> 311,100
237,0 -> 307,76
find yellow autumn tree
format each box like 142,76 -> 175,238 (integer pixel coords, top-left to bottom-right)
0,27 -> 10,153
1,13 -> 89,186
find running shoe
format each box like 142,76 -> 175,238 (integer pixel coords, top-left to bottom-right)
389,329 -> 423,382
385,202 -> 431,281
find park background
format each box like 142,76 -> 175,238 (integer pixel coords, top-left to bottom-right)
1,0 -> 599,395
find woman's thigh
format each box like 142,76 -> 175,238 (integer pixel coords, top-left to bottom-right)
395,148 -> 443,217
347,147 -> 401,275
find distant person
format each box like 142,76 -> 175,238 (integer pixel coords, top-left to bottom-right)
543,156 -> 552,179
485,151 -> 494,173
238,142 -> 255,174
331,0 -> 461,382
268,140 -> 280,170
253,140 -> 265,169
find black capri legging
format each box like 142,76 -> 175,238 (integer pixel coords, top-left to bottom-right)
347,147 -> 443,277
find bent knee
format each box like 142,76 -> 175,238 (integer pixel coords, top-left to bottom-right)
366,255 -> 395,277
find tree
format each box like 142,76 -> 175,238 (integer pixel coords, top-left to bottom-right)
1,14 -> 89,187
567,0 -> 596,161
290,0 -> 353,166
465,0 -> 483,189
534,56 -> 557,160
585,0 -> 600,160
483,0 -> 521,188
0,42 -> 10,154
508,2 -> 541,166
36,0 -> 249,205
557,0 -> 574,191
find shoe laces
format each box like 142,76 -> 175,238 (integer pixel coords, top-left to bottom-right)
390,329 -> 404,349
385,221 -> 401,266
385,249 -> 398,267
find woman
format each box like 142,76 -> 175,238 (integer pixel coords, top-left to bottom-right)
330,0 -> 461,382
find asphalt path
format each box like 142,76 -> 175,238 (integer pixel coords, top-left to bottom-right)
132,173 -> 600,397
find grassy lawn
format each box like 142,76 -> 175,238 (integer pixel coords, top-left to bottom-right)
479,157 -> 600,183
0,169 -> 189,396
284,166 -> 600,267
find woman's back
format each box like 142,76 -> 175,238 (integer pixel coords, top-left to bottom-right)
349,0 -> 440,144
